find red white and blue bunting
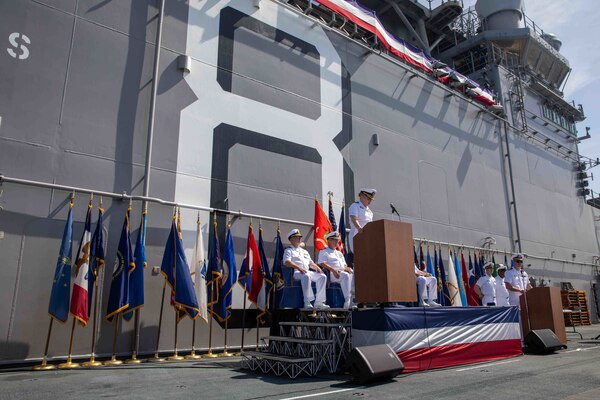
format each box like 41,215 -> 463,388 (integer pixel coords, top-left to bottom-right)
314,0 -> 498,107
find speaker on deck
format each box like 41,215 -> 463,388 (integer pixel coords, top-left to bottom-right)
346,344 -> 404,384
524,329 -> 566,354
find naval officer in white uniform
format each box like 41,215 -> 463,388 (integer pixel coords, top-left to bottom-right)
504,253 -> 532,307
415,265 -> 441,307
474,262 -> 497,306
495,264 -> 510,306
318,231 -> 355,308
282,229 -> 329,309
348,188 -> 376,253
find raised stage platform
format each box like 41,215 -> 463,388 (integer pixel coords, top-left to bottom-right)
352,306 -> 523,373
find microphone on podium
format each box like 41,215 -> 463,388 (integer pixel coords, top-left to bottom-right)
390,203 -> 400,216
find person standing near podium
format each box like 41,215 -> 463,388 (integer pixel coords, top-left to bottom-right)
495,264 -> 510,306
474,262 -> 496,306
505,253 -> 532,307
282,229 -> 329,309
318,231 -> 355,308
348,188 -> 376,253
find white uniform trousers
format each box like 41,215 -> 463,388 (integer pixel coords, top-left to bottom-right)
330,270 -> 354,302
293,270 -> 327,304
416,276 -> 438,301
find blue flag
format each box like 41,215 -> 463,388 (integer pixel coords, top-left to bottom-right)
436,247 -> 451,306
161,218 -> 199,319
216,227 -> 237,321
106,207 -> 134,322
426,247 -> 435,276
338,206 -> 347,255
48,200 -> 74,322
328,196 -> 337,231
87,206 -> 105,313
455,251 -> 468,306
123,211 -> 147,321
257,227 -> 273,317
207,218 -> 222,308
270,229 -> 284,312
468,252 -> 476,288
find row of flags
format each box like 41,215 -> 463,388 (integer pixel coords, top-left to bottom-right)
415,243 -> 511,307
47,199 -> 291,332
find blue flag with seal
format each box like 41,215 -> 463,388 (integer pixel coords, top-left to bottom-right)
257,226 -> 273,318
106,207 -> 134,322
48,199 -> 74,322
207,218 -> 222,310
87,206 -> 105,313
328,196 -> 337,231
426,246 -> 435,276
216,226 -> 236,321
161,217 -> 199,319
123,210 -> 146,321
269,229 -> 284,311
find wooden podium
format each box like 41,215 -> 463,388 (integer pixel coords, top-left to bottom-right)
520,287 -> 567,345
354,220 -> 417,303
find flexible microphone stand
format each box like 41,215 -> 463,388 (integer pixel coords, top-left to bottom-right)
520,268 -> 533,346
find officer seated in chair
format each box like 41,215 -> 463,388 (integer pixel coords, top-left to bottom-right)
318,231 -> 355,309
282,229 -> 329,309
415,265 -> 441,307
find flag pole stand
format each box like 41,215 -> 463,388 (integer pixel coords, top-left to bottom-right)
240,287 -> 247,353
58,318 -> 81,369
204,283 -> 218,358
104,314 -> 123,365
221,316 -> 233,357
168,310 -> 185,361
82,277 -> 103,367
148,280 -> 167,362
124,309 -> 143,364
33,318 -> 57,371
185,319 -> 202,359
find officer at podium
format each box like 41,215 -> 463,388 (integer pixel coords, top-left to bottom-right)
282,229 -> 329,309
348,188 -> 376,253
505,253 -> 532,307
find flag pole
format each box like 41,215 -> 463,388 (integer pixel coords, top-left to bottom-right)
104,314 -> 123,365
169,208 -> 185,361
82,196 -> 103,367
58,318 -> 80,369
222,217 -> 233,357
240,281 -> 247,353
186,213 -> 203,360
205,280 -> 217,358
205,215 -> 219,358
32,318 -> 56,370
255,315 -> 260,350
148,279 -> 167,362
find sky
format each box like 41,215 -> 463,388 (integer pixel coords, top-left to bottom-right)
456,0 -> 600,194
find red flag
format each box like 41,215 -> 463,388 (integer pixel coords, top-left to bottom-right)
247,225 -> 264,304
461,251 -> 478,306
314,198 -> 333,251
70,201 -> 93,326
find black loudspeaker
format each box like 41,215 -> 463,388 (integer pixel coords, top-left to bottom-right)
346,344 -> 404,384
524,329 -> 566,354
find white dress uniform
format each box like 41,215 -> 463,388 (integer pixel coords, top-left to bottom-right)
504,268 -> 529,307
415,265 -> 438,305
318,247 -> 354,306
495,276 -> 510,306
475,275 -> 497,306
282,246 -> 327,306
348,201 -> 373,252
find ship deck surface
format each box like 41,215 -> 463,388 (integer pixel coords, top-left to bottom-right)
1,324 -> 599,400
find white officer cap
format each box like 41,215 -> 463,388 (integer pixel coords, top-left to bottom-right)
512,253 -> 524,261
483,261 -> 494,269
496,264 -> 507,271
326,231 -> 341,240
287,229 -> 302,240
359,188 -> 377,199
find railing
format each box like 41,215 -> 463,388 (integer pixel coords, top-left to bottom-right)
425,0 -> 464,12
